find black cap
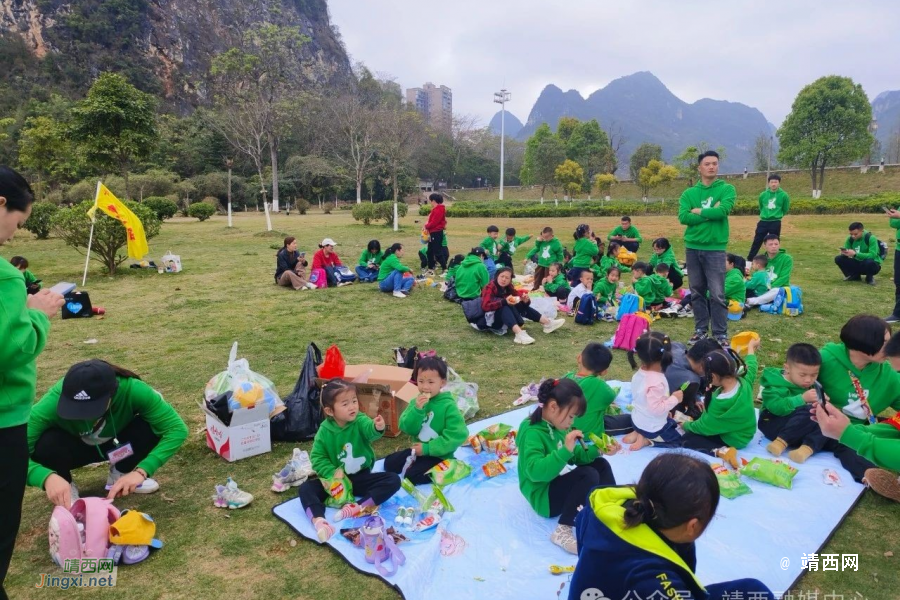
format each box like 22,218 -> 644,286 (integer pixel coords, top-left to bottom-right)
57,360 -> 118,420
471,247 -> 486,257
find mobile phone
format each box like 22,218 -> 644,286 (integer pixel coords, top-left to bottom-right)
49,282 -> 76,295
813,382 -> 826,407
883,206 -> 891,213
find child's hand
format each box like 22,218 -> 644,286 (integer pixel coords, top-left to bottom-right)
747,338 -> 760,353
415,393 -> 429,409
333,468 -> 345,480
411,443 -> 424,455
802,389 -> 819,404
603,438 -> 621,455
564,430 -> 583,452
672,390 -> 684,401
373,415 -> 386,431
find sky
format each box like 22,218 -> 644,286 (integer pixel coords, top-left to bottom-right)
328,0 -> 899,129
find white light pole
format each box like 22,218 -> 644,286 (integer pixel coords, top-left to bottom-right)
494,89 -> 510,200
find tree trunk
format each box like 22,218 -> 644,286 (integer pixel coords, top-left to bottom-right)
269,134 -> 280,212
819,159 -> 827,197
257,165 -> 272,231
392,166 -> 399,232
122,163 -> 130,201
356,174 -> 362,204
227,166 -> 233,228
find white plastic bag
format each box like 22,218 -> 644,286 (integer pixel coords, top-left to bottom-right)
528,296 -> 558,320
524,261 -> 537,276
161,250 -> 182,273
443,367 -> 479,420
205,342 -> 285,417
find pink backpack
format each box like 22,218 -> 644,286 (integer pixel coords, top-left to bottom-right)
48,497 -> 121,568
360,515 -> 405,577
309,268 -> 327,289
613,313 -> 650,351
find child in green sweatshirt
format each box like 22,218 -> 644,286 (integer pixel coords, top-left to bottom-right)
568,223 -> 600,284
542,262 -> 571,301
631,262 -> 660,306
357,240 -> 383,282
724,254 -> 747,308
682,340 -> 759,464
299,379 -> 401,542
445,253 -> 465,280
592,267 -> 620,307
517,378 -> 616,554
601,242 -> 632,275
384,357 -> 468,485
650,264 -> 674,304
745,255 -> 770,299
10,255 -> 40,294
758,343 -> 824,463
480,225 -> 501,260
498,227 -> 532,270
565,342 -> 624,441
527,226 -> 565,291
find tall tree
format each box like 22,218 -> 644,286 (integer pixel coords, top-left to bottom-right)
554,159 -> 584,200
778,75 -> 873,197
17,116 -> 75,198
556,117 -> 579,146
566,119 -> 612,198
520,123 -> 566,202
329,91 -> 379,204
69,72 -> 157,197
752,133 -> 776,172
629,143 -> 662,181
375,100 -> 427,231
638,160 -> 678,200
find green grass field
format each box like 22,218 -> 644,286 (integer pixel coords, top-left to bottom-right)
4,209 -> 900,599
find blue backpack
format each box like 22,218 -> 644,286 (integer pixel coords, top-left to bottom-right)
760,285 -> 803,317
616,293 -> 644,321
574,293 -> 597,325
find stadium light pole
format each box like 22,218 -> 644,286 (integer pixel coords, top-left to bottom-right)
494,89 -> 511,200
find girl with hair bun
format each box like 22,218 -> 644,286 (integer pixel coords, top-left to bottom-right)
517,378 -> 616,555
623,331 -> 684,450
568,453 -> 774,600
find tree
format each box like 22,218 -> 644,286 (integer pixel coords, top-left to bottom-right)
24,202 -> 58,239
752,133 -> 776,173
17,116 -> 75,199
521,124 -> 566,202
69,73 -> 157,197
328,89 -> 379,204
129,169 -> 178,201
374,101 -> 427,231
778,76 -> 873,197
594,173 -> 616,200
673,143 -> 726,186
567,119 -> 613,198
638,160 -> 678,200
556,117 -> 579,146
51,200 -> 161,275
629,143 -> 662,181
555,160 -> 584,200
188,202 -> 216,221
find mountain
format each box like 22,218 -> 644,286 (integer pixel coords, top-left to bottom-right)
872,90 -> 900,154
488,110 -> 523,137
0,0 -> 353,113
517,72 -> 774,173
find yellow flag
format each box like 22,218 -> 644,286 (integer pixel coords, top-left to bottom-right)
87,183 -> 149,259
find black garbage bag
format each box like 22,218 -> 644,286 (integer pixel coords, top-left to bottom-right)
272,343 -> 324,441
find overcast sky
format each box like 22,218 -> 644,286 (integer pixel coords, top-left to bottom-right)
328,0 -> 898,128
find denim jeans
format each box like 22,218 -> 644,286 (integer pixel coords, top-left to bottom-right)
355,265 -> 378,282
685,248 -> 727,337
484,257 -> 497,280
379,270 -> 414,293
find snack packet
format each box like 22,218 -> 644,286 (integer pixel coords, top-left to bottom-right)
740,457 -> 799,490
467,434 -> 487,453
588,432 -> 616,453
401,479 -> 457,514
322,475 -> 353,508
478,423 -> 513,441
823,468 -> 842,487
711,463 -> 752,499
482,459 -> 507,478
428,459 -> 472,486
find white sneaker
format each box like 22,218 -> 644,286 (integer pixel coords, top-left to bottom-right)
305,282 -> 317,290
213,477 -> 253,509
337,281 -> 352,287
105,466 -> 159,494
550,524 -> 578,554
393,291 -> 407,298
658,306 -> 679,318
542,318 -> 565,334
272,448 -> 314,493
514,331 -> 536,345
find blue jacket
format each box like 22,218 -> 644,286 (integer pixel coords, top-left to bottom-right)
569,487 -> 706,600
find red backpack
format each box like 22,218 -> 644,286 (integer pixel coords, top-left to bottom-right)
613,313 -> 650,351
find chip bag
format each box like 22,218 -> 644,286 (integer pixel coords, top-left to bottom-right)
712,463 -> 752,499
427,459 -> 472,486
478,423 -> 512,441
588,432 -> 616,453
322,475 -> 354,508
740,457 -> 798,490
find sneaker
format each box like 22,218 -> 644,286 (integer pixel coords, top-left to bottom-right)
514,331 -> 536,345
658,306 -> 680,318
677,307 -> 693,319
687,331 -> 708,346
337,281 -> 353,287
843,275 -> 861,282
421,269 -> 436,277
332,502 -> 363,522
866,276 -> 876,286
272,448 -> 314,493
392,291 -> 407,298
212,477 -> 253,509
886,314 -> 900,324
313,517 -> 335,543
106,466 -> 159,494
715,335 -> 730,349
601,313 -> 616,323
305,282 -> 317,290
549,524 -> 577,554
542,318 -> 565,334
864,468 -> 900,503
489,325 -> 509,336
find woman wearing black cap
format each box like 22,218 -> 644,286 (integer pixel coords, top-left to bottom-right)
26,360 -> 188,508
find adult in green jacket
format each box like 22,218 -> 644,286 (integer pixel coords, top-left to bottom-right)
747,173 -> 790,260
678,151 -> 735,346
454,248 -> 491,300
607,216 -> 642,252
0,166 -> 64,596
376,243 -> 414,297
28,360 -> 188,509
836,221 -> 883,285
746,235 -> 793,306
526,227 -> 564,291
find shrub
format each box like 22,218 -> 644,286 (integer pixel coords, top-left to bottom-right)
351,202 -> 376,225
24,202 -> 59,239
374,201 -> 408,226
143,197 -> 178,220
419,204 -> 432,216
188,202 -> 217,221
201,196 -> 221,209
295,198 -> 310,215
51,200 -> 161,274
322,204 -> 333,215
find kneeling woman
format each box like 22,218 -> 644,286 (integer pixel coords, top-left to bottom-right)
377,243 -> 414,298
474,267 -> 564,345
27,360 -> 189,508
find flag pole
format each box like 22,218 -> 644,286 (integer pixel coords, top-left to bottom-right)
82,181 -> 101,286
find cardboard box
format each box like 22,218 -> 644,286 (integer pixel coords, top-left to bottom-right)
202,402 -> 271,462
318,364 -> 419,437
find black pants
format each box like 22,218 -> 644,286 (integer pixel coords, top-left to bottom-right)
547,458 -> 615,526
324,265 -> 339,287
747,220 -> 782,260
827,440 -> 876,483
419,251 -> 428,269
382,449 -> 445,485
620,241 -> 640,253
567,267 -> 587,286
31,417 -> 160,482
835,254 -> 881,280
298,469 -> 401,519
668,270 -> 684,291
0,425 -> 28,600
475,304 -> 543,331
603,414 -> 634,436
680,432 -> 727,454
549,286 -> 571,301
893,248 -> 900,318
426,231 -> 447,270
758,407 -> 828,450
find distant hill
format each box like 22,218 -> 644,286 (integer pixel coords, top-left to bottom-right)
488,110 -> 523,138
872,90 -> 900,158
517,71 -> 775,173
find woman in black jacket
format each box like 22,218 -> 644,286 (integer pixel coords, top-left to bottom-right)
275,236 -> 315,290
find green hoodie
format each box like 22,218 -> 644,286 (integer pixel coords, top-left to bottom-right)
526,237 -> 564,267
765,249 -> 793,287
678,179 -> 735,251
500,234 -> 532,256
480,235 -> 501,259
842,231 -> 883,264
840,422 -> 900,472
607,225 -> 642,244
397,391 -> 468,459
27,376 -> 188,488
377,253 -> 411,281
759,367 -> 809,416
565,371 -> 617,437
633,276 -> 658,304
592,277 -> 618,304
454,254 -> 490,299
0,258 -> 51,429
310,413 -> 383,479
544,273 -> 569,294
891,213 -> 900,248
724,268 -> 746,303
358,249 -> 383,267
649,273 -> 673,301
746,270 -> 769,296
22,269 -> 40,289
682,355 -> 758,448
571,237 -> 600,268
517,416 -> 599,516
817,342 -> 900,424
600,254 -> 630,274
648,247 -> 683,277
446,264 -> 460,279
758,189 -> 790,221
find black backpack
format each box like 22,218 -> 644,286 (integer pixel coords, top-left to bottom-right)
864,232 -> 888,261
271,343 -> 324,441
